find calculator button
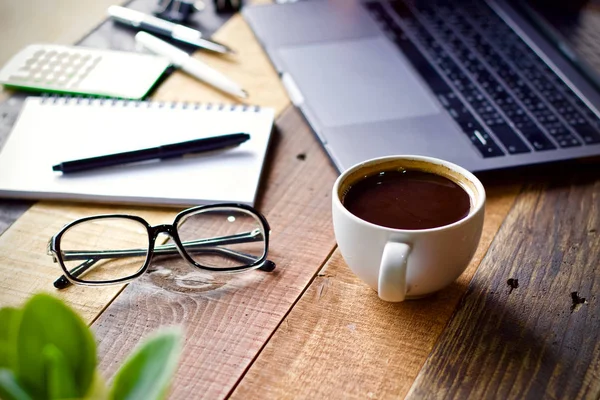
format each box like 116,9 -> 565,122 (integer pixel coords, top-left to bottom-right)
81,63 -> 93,74
56,76 -> 68,86
17,69 -> 33,78
69,78 -> 83,89
45,50 -> 57,59
8,73 -> 28,81
32,50 -> 45,58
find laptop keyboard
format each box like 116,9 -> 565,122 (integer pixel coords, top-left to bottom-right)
365,0 -> 600,158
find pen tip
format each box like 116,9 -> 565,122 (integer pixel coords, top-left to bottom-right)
240,89 -> 249,99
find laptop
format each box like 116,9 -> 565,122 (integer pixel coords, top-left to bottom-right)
243,0 -> 600,172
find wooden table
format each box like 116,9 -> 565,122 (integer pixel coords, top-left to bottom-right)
1,2 -> 599,399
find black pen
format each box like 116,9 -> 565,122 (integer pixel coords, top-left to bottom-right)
108,6 -> 235,55
52,133 -> 250,174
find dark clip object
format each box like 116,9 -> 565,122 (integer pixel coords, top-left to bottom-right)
214,0 -> 243,14
155,0 -> 200,23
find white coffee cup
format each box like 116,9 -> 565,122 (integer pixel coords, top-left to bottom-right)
332,155 -> 486,302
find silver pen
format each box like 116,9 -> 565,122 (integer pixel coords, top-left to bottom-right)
135,32 -> 248,98
108,5 -> 235,55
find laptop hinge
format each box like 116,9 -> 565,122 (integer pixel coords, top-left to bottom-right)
281,72 -> 305,106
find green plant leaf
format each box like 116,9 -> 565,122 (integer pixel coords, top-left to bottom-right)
0,343 -> 13,370
0,308 -> 20,340
43,344 -> 79,400
109,327 -> 182,400
84,372 -> 109,400
16,294 -> 96,399
0,308 -> 22,369
0,369 -> 32,400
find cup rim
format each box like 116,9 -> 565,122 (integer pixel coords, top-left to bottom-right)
332,155 -> 486,233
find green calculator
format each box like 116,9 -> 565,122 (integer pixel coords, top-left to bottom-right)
0,44 -> 171,99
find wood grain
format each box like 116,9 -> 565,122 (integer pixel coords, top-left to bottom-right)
406,166 -> 600,399
92,106 -> 338,398
0,199 -> 32,236
229,183 -> 521,399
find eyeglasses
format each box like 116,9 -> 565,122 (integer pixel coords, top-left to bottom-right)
47,203 -> 274,289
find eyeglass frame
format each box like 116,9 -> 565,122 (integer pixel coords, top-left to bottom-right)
48,203 -> 274,289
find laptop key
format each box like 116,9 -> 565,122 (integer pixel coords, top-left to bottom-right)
460,121 -> 505,158
576,124 -> 600,144
487,124 -> 530,154
441,93 -> 504,157
518,126 -> 557,151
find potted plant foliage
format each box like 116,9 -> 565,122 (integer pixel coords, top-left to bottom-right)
0,294 -> 181,400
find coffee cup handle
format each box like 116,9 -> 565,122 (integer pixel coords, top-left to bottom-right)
378,242 -> 410,302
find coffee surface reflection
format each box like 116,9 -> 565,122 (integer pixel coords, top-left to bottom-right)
342,169 -> 471,230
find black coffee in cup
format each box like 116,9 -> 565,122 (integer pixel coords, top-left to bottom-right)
342,169 -> 471,230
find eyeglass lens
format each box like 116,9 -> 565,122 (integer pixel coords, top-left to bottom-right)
176,207 -> 266,269
59,217 -> 149,283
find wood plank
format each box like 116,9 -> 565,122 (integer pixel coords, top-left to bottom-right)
0,199 -> 32,237
406,165 -> 600,399
0,12 -> 290,320
93,106 -> 338,398
229,183 -> 521,399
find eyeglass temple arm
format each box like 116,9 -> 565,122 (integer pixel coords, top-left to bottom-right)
52,229 -> 274,289
53,247 -> 274,290
59,229 -> 263,261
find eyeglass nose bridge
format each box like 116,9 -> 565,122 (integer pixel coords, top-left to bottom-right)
149,224 -> 179,249
148,223 -> 189,261
151,223 -> 176,237
149,224 -> 180,247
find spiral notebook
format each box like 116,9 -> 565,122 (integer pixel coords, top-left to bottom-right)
0,97 -> 275,207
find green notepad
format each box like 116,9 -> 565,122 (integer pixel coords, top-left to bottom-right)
0,44 -> 171,99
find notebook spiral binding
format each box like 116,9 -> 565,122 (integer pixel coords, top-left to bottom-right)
39,94 -> 261,112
